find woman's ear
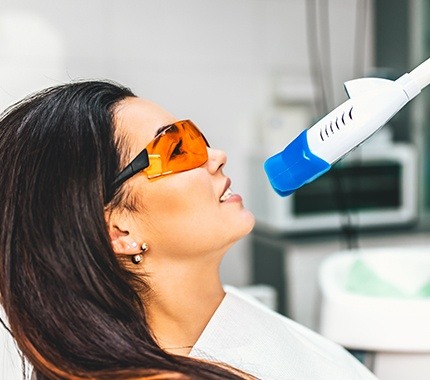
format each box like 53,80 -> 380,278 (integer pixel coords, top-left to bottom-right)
105,211 -> 142,256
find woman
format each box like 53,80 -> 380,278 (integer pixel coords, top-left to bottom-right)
0,81 -> 377,379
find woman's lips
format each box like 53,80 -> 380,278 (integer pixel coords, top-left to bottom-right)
219,178 -> 243,203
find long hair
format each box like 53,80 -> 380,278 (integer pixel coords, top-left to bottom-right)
0,81 -> 247,379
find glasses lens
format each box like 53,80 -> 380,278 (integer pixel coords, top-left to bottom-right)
145,120 -> 208,178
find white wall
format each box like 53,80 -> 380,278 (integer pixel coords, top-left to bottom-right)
0,0 -> 374,287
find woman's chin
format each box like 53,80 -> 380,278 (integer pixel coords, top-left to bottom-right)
233,210 -> 256,241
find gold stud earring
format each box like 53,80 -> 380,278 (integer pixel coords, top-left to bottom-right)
131,254 -> 143,264
131,243 -> 148,265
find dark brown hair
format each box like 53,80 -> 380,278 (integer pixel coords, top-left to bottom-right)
0,81 -> 248,379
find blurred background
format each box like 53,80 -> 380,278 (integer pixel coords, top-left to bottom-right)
1,0 -> 430,379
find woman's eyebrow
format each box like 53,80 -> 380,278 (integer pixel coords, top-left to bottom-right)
155,124 -> 172,137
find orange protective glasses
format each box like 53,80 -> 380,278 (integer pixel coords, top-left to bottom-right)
108,120 -> 209,200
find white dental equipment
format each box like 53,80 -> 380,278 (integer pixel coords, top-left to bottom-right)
264,57 -> 430,196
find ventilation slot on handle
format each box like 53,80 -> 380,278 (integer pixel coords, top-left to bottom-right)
319,106 -> 354,142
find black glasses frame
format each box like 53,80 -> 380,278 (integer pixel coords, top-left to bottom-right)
108,148 -> 150,200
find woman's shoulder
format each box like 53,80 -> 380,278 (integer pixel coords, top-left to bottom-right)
190,285 -> 378,380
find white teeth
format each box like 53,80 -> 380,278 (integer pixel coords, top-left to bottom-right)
220,187 -> 233,202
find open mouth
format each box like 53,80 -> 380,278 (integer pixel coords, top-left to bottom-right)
219,187 -> 233,202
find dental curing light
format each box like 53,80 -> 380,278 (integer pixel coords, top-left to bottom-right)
265,57 -> 430,196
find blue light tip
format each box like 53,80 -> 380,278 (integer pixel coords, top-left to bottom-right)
264,130 -> 331,197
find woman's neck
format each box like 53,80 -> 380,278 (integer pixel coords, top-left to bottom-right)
142,256 -> 226,355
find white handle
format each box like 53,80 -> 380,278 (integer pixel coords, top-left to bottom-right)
409,57 -> 430,90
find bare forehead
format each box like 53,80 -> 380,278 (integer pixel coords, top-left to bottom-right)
113,97 -> 177,149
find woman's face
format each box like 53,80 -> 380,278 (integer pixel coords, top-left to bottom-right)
113,97 -> 255,262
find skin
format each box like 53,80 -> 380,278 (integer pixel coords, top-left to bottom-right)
106,97 -> 255,356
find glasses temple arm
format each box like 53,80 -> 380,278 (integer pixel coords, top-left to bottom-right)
107,149 -> 150,199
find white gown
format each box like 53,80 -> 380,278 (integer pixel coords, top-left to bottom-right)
190,286 -> 378,380
0,306 -> 30,380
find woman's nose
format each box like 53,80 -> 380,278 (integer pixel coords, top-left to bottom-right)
206,147 -> 227,174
